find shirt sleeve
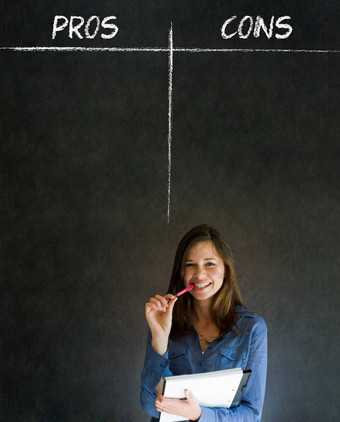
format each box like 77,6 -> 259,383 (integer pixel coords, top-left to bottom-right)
198,318 -> 267,422
140,331 -> 174,418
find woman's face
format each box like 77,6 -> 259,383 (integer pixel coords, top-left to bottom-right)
183,240 -> 225,302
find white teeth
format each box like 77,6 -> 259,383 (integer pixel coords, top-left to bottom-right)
195,282 -> 211,289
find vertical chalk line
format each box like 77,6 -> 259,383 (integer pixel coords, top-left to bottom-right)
167,23 -> 173,224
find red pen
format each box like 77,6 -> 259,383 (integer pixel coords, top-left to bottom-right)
167,284 -> 195,302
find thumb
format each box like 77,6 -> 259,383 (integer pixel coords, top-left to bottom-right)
185,389 -> 193,400
167,297 -> 177,313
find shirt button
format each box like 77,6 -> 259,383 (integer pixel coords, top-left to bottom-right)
200,362 -> 204,367
231,353 -> 235,358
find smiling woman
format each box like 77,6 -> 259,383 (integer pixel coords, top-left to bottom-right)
184,241 -> 224,294
141,224 -> 267,422
169,225 -> 243,342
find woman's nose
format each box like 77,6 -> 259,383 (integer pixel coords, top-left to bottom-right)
195,266 -> 206,279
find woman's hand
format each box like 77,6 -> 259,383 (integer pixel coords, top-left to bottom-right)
145,294 -> 177,355
155,389 -> 201,421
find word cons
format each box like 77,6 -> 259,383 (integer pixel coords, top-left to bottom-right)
221,16 -> 293,40
52,15 -> 119,39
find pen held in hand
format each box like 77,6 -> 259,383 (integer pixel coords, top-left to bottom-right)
167,284 -> 195,302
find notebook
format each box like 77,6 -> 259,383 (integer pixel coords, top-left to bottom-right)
159,367 -> 251,422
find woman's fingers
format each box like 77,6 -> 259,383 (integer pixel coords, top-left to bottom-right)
155,393 -> 165,412
149,297 -> 167,312
155,295 -> 170,310
166,295 -> 177,312
146,294 -> 176,314
155,390 -> 201,420
145,300 -> 161,314
145,297 -> 165,311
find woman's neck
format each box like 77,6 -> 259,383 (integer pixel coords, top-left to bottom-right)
193,299 -> 213,324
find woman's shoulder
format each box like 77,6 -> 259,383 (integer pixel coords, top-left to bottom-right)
235,305 -> 267,335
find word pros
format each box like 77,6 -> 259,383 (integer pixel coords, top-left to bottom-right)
221,16 -> 293,40
52,15 -> 119,39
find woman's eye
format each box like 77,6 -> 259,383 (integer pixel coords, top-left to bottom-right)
185,263 -> 194,267
206,262 -> 215,266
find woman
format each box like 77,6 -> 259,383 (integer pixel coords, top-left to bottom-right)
141,224 -> 267,421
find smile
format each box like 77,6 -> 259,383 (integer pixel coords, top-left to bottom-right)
194,282 -> 212,290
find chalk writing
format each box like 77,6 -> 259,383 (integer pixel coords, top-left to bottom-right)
52,16 -> 119,40
221,16 -> 293,40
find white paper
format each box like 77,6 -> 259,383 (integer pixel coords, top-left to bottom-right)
159,368 -> 243,422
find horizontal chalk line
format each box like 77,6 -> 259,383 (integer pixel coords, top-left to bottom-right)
1,46 -> 340,54
174,47 -> 340,54
0,46 -> 168,52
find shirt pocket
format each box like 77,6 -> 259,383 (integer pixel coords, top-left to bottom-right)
214,347 -> 247,371
169,346 -> 189,375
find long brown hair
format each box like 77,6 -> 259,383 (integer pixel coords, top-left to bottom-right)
168,224 -> 244,338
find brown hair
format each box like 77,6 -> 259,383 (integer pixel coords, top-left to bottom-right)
168,224 -> 244,338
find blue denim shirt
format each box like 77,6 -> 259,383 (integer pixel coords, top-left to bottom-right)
140,306 -> 267,422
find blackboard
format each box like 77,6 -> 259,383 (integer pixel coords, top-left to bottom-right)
1,1 -> 339,421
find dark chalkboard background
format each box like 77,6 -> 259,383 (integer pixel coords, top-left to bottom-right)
1,1 -> 339,421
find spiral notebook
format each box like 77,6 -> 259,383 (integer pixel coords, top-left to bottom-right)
159,367 -> 251,422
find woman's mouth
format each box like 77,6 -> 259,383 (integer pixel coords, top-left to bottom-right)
193,282 -> 212,291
